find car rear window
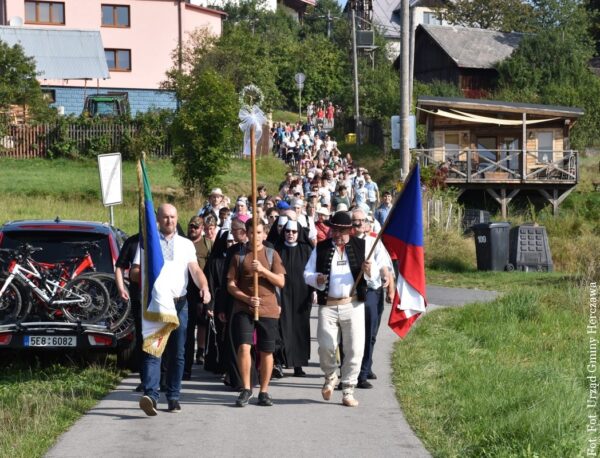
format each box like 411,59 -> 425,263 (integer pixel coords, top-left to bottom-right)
0,230 -> 114,273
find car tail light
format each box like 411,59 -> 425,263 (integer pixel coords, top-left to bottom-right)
0,333 -> 12,345
88,334 -> 113,346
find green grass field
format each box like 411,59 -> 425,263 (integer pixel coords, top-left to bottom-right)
0,156 -> 288,234
0,356 -> 123,458
394,270 -> 593,457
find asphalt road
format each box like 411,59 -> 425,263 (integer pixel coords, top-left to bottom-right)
46,285 -> 497,458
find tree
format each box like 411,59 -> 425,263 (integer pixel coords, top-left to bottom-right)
496,27 -> 600,148
0,40 -> 51,121
435,0 -> 536,32
169,69 -> 240,195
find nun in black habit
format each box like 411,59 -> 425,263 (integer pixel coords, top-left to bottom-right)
274,219 -> 314,376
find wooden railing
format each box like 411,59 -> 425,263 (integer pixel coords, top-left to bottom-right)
0,122 -> 172,159
413,149 -> 578,184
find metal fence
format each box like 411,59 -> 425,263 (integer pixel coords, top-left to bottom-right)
0,122 -> 172,159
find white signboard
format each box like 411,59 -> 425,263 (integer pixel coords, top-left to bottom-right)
97,153 -> 122,207
391,115 -> 416,150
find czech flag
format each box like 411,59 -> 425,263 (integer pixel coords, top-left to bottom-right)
381,164 -> 427,338
137,159 -> 179,357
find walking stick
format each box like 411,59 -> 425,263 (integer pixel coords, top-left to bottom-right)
250,126 -> 259,321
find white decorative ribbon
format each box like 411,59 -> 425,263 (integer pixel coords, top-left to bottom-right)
239,105 -> 267,156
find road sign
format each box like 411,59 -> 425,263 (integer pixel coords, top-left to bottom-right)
98,153 -> 122,206
294,72 -> 305,85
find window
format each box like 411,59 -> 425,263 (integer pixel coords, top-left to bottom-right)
42,89 -> 56,104
444,133 -> 460,161
500,138 -> 519,171
423,12 -> 441,26
537,132 -> 553,162
24,1 -> 64,25
105,49 -> 131,71
101,4 -> 130,27
477,137 -> 498,171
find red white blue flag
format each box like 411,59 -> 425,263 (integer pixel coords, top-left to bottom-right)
381,164 -> 427,338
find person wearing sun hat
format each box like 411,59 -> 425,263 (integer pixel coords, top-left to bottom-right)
198,188 -> 225,217
303,211 -> 383,407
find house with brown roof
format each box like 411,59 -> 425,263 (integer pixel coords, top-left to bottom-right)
410,24 -> 524,98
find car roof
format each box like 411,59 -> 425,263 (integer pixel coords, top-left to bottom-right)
1,219 -> 118,235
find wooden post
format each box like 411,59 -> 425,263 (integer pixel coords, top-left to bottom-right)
250,126 -> 259,321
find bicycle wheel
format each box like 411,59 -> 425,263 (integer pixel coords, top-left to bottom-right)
58,276 -> 110,324
79,273 -> 132,332
0,276 -> 22,324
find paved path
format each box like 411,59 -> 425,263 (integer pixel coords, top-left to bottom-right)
46,286 -> 497,458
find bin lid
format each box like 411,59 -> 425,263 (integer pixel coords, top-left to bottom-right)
489,222 -> 511,228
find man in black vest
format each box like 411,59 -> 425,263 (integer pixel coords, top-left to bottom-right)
304,211 -> 382,407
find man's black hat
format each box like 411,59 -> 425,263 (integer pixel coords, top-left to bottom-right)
325,211 -> 353,229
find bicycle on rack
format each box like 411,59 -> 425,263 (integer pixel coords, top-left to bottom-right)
0,244 -> 110,325
32,241 -> 132,331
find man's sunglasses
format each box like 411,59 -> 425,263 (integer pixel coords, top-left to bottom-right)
285,230 -> 298,234
189,224 -> 200,229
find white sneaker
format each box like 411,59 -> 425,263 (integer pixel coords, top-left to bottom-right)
342,392 -> 359,407
321,373 -> 339,401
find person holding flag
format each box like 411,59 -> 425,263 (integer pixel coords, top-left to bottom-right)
303,211 -> 383,407
133,163 -> 211,416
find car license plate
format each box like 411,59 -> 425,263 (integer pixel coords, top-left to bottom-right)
24,335 -> 76,347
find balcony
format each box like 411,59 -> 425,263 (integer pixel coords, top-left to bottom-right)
414,149 -> 578,185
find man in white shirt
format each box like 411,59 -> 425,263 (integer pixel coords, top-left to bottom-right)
351,208 -> 394,389
132,203 -> 211,416
304,211 -> 382,407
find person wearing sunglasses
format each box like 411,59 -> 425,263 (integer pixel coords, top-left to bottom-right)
274,220 -> 313,377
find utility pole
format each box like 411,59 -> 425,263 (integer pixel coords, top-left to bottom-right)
400,0 -> 410,180
351,9 -> 361,145
327,10 -> 332,38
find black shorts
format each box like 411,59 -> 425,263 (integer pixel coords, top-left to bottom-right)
232,312 -> 279,353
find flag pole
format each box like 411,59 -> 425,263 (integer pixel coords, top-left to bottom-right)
250,125 -> 259,322
350,164 -> 419,294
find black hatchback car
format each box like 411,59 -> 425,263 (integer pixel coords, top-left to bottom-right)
0,218 -> 135,367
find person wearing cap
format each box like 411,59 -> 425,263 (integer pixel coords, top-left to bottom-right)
184,214 -> 219,378
274,220 -> 313,377
351,208 -> 394,389
315,207 -> 331,243
303,211 -> 382,407
227,219 -> 286,407
198,188 -> 225,217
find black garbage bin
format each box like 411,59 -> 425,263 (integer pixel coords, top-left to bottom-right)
472,222 -> 512,271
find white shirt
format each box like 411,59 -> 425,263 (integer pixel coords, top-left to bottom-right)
134,233 -> 197,297
304,241 -> 380,297
360,234 -> 393,289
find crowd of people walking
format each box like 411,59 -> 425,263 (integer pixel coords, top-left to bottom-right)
119,119 -> 397,414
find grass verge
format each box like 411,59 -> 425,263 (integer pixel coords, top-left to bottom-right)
0,356 -> 123,458
394,269 -> 594,457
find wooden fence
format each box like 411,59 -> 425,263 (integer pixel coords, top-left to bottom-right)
423,197 -> 463,233
0,122 -> 172,159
